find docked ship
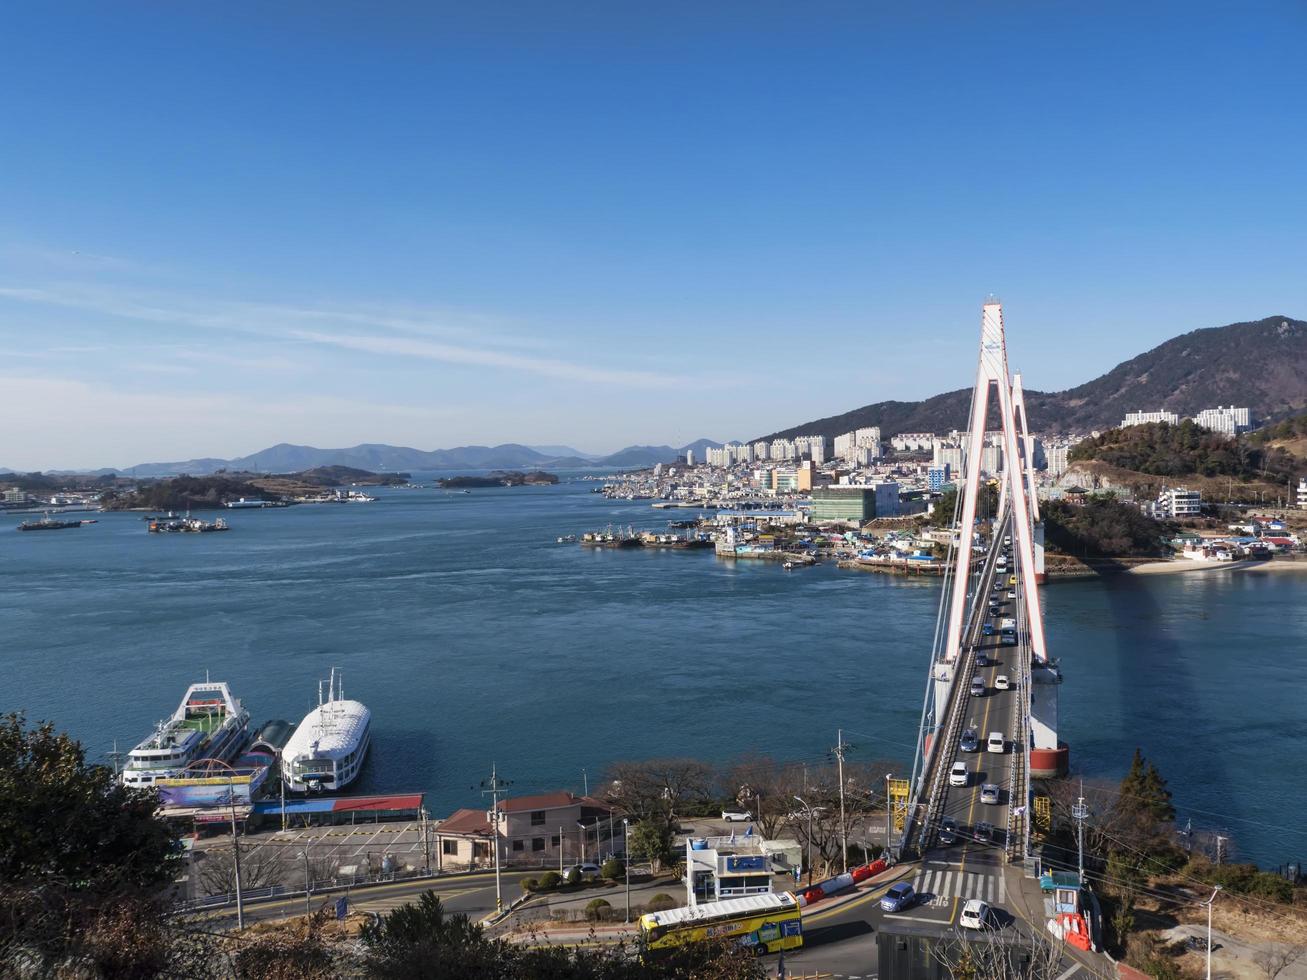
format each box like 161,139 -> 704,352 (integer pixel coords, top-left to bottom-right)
121,680 -> 251,788
282,669 -> 371,793
17,514 -> 97,531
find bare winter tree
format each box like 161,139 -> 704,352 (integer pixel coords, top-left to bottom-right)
602,758 -> 712,831
1256,943 -> 1307,980
721,754 -> 805,840
195,842 -> 291,896
926,922 -> 1069,979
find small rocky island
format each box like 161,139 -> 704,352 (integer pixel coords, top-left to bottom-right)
101,466 -> 410,510
437,470 -> 559,489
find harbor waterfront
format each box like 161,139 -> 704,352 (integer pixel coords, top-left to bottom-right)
2,477 -> 1302,868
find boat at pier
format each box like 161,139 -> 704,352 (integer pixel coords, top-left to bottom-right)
121,680 -> 251,788
282,669 -> 371,794
147,515 -> 229,532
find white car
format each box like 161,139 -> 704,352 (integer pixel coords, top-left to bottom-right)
959,898 -> 993,930
980,783 -> 1000,805
949,761 -> 969,787
994,675 -> 1010,691
1007,590 -> 1017,599
721,809 -> 753,822
563,863 -> 602,881
987,732 -> 1005,754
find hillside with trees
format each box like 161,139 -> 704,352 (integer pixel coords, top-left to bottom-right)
762,314 -> 1307,440
101,475 -> 283,511
1043,497 -> 1170,557
1069,421 -> 1298,481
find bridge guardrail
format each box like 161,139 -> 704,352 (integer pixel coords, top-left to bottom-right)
910,516 -> 1011,853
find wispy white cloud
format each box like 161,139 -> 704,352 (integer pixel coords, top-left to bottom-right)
0,283 -> 681,387
287,329 -> 679,387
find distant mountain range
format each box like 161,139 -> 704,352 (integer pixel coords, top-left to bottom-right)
6,438 -> 726,478
762,315 -> 1307,441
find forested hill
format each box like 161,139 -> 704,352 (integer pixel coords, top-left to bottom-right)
762,315 -> 1307,439
1069,421 -> 1298,481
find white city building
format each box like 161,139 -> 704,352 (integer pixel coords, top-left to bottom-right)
1298,478 -> 1307,510
891,432 -> 935,453
1157,487 -> 1202,518
1045,443 -> 1072,478
1122,409 -> 1180,427
752,441 -> 770,461
795,435 -> 827,464
769,438 -> 797,461
1191,405 -> 1252,436
685,449 -> 695,466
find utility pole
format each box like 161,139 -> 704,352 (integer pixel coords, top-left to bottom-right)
1072,780 -> 1088,882
832,730 -> 851,873
559,826 -> 565,874
1201,886 -> 1221,980
421,808 -> 431,874
481,763 -> 510,914
582,767 -> 588,796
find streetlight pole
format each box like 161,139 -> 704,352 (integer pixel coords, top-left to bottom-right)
623,818 -> 631,923
207,761 -> 246,931
1202,886 -> 1221,980
884,773 -> 894,858
302,839 -> 312,919
793,796 -> 813,887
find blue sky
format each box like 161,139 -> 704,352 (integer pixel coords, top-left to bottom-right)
2,2 -> 1304,469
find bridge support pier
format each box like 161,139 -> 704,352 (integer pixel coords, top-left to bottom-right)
1029,662 -> 1068,777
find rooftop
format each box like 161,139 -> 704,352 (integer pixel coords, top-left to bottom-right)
438,807 -> 494,837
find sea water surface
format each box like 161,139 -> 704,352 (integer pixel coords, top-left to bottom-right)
2,480 -> 1303,867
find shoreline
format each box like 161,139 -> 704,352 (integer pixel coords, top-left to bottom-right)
1124,557 -> 1307,576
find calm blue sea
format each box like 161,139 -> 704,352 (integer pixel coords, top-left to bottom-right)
2,479 -> 1302,867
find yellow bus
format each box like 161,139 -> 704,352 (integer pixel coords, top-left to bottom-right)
639,892 -> 803,956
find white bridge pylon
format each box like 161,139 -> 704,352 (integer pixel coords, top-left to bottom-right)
941,300 -> 1048,667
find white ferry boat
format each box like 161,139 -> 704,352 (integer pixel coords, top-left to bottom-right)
122,680 -> 251,788
282,670 -> 371,793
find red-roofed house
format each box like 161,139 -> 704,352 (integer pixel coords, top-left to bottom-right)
433,791 -> 619,870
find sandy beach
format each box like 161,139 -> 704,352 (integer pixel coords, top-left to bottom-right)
1125,557 -> 1307,576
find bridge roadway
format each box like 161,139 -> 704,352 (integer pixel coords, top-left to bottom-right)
902,514 -> 1028,930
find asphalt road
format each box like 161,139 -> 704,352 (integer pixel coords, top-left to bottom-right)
190,869 -> 531,930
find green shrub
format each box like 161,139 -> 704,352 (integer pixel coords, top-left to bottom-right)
584,898 -> 612,922
646,893 -> 678,913
538,871 -> 562,890
562,866 -> 582,886
520,877 -> 538,893
1186,859 -> 1295,904
600,858 -> 624,880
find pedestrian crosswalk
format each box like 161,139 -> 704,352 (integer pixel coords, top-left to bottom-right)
910,868 -> 1005,907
